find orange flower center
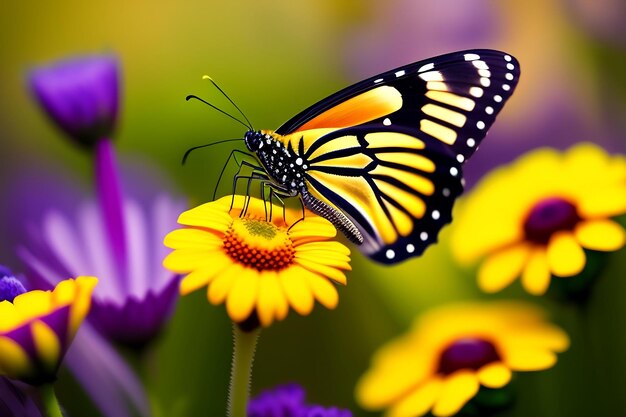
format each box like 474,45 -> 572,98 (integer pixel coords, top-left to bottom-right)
223,218 -> 295,271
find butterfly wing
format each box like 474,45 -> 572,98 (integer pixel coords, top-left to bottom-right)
277,49 -> 520,263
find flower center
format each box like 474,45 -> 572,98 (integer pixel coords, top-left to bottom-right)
224,218 -> 295,271
0,275 -> 27,303
523,197 -> 580,243
438,337 -> 500,375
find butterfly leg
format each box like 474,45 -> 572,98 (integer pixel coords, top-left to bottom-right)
213,149 -> 256,200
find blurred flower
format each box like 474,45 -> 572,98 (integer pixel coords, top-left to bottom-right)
164,195 -> 351,328
0,377 -> 43,417
564,0 -> 626,47
356,302 -> 569,417
0,273 -> 97,385
29,54 -> 119,148
451,143 -> 626,295
249,383 -> 352,417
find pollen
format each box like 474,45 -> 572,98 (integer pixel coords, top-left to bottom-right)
223,218 -> 295,271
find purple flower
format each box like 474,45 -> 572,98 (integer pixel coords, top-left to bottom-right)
248,384 -> 352,417
29,54 -> 119,148
0,378 -> 43,417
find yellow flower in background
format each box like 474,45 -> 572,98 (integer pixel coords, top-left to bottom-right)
356,302 -> 569,417
451,143 -> 626,295
0,276 -> 97,385
163,195 -> 351,327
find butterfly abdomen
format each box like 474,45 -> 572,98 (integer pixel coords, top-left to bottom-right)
301,189 -> 364,244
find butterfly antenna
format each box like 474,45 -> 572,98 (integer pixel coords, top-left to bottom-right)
203,75 -> 255,131
186,94 -> 251,130
182,138 -> 242,165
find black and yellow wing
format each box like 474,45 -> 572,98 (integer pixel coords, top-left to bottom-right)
275,49 -> 520,263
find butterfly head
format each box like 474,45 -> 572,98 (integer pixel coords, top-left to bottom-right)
244,130 -> 271,152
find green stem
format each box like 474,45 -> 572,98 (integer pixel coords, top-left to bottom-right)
227,324 -> 261,417
39,384 -> 64,417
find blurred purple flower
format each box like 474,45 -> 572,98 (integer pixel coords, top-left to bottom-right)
564,0 -> 626,47
29,54 -> 119,148
248,384 -> 352,417
0,378 -> 43,417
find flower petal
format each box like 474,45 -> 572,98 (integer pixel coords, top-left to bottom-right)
477,243 -> 529,293
31,321 -> 61,370
521,248 -> 552,295
477,362 -> 511,388
0,337 -> 31,379
432,371 -> 480,417
295,258 -> 347,285
180,254 -> 232,295
577,187 -> 626,218
279,266 -> 314,316
177,204 -> 233,230
303,274 -> 339,309
163,228 -> 223,250
386,378 -> 443,417
575,219 -> 626,251
547,231 -> 586,277
502,348 -> 557,371
257,271 -> 288,327
226,268 -> 260,322
207,263 -> 242,305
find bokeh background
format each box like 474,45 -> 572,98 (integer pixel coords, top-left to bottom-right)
1,0 -> 625,416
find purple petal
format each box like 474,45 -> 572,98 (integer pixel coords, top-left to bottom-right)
64,324 -> 150,417
125,200 -> 149,297
0,378 -> 43,417
29,54 -> 120,148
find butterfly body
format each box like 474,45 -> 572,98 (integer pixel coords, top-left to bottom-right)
239,50 -> 520,264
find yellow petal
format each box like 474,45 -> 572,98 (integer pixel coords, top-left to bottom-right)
577,187 -> 626,218
432,371 -> 480,417
180,254 -> 232,295
163,249 -> 221,273
226,269 -> 260,322
31,321 -> 60,370
177,204 -> 233,230
164,228 -> 223,250
51,279 -> 76,306
575,219 -> 626,251
207,263 -> 242,305
477,243 -> 529,293
521,248 -> 552,295
502,325 -> 570,352
295,257 -> 347,285
304,274 -> 339,309
68,277 -> 98,336
295,241 -> 351,256
12,290 -> 52,322
294,252 -> 351,271
279,266 -> 314,316
385,378 -> 443,417
547,232 -> 586,277
502,348 -> 557,371
0,336 -> 31,379
477,362 -> 511,388
289,217 -> 337,241
0,302 -> 21,332
257,271 -> 287,327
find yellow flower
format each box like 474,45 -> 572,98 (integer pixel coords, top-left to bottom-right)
356,302 -> 569,417
451,143 -> 626,295
163,195 -> 351,327
0,276 -> 98,385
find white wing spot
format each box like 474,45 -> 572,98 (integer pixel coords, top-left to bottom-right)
480,77 -> 491,87
295,157 -> 303,166
450,167 -> 459,176
477,121 -> 486,130
418,63 -> 435,72
504,55 -> 512,62
485,106 -> 494,114
467,138 -> 476,147
478,69 -> 491,77
464,53 -> 480,61
385,249 -> 395,259
494,95 -> 503,102
374,78 -> 383,84
469,87 -> 483,97
432,210 -> 441,220
456,154 -> 465,163
383,118 -> 391,126
443,188 -> 451,197
420,232 -> 429,241
395,70 -> 406,78
472,60 -> 489,70
503,84 -> 511,91
506,63 -> 515,70
406,244 -> 415,253
505,73 -> 514,81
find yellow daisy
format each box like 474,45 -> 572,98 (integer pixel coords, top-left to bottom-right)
0,276 -> 98,385
163,195 -> 351,327
451,143 -> 626,295
356,302 -> 569,417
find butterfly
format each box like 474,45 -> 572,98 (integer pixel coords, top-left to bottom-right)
195,49 -> 520,264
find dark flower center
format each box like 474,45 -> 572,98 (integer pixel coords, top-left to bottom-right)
0,275 -> 27,303
523,197 -> 580,243
438,337 -> 500,375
